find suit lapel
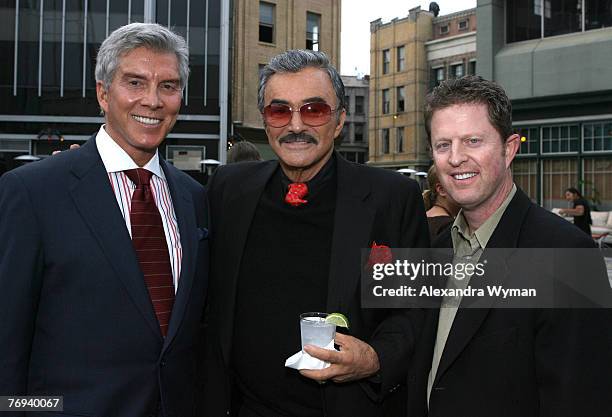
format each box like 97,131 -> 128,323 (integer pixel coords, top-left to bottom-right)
69,137 -> 161,339
161,160 -> 197,349
326,157 -> 375,314
218,161 -> 278,363
434,189 -> 531,383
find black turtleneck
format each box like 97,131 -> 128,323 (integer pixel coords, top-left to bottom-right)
231,156 -> 337,417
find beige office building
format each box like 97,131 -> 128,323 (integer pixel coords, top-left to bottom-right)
232,0 -> 341,157
368,7 -> 433,171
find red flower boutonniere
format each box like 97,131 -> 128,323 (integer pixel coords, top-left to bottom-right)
367,241 -> 393,268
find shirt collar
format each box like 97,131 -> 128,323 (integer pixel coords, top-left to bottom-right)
95,125 -> 165,180
451,184 -> 517,250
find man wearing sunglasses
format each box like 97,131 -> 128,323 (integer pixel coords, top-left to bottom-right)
202,50 -> 429,417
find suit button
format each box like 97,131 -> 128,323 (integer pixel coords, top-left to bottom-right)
160,360 -> 167,367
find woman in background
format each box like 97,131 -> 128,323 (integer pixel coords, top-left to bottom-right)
559,187 -> 592,236
422,165 -> 460,242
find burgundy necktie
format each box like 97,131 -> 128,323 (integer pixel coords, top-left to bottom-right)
285,182 -> 309,206
125,168 -> 175,337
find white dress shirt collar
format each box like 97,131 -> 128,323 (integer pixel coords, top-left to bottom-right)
95,125 -> 165,180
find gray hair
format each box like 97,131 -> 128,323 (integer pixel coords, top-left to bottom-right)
257,50 -> 346,117
95,23 -> 189,89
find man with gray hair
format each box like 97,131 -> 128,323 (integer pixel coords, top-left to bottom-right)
203,49 -> 429,416
0,23 -> 209,417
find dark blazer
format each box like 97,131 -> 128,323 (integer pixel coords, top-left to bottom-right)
407,188 -> 612,417
202,155 -> 430,417
0,137 -> 209,417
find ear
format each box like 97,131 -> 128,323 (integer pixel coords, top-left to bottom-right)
435,182 -> 447,198
96,81 -> 109,114
504,133 -> 520,168
333,109 -> 347,139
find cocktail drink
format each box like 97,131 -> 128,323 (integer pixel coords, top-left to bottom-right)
300,312 -> 336,350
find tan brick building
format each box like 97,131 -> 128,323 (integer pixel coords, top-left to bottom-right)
368,7 -> 432,171
231,0 -> 341,157
427,9 -> 477,90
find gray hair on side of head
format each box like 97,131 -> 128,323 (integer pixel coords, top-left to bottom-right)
257,50 -> 346,117
95,22 -> 190,90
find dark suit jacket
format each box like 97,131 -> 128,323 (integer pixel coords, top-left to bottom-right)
0,137 -> 210,417
407,188 -> 612,417
202,155 -> 430,417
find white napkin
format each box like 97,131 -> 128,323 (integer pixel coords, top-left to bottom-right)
285,340 -> 336,370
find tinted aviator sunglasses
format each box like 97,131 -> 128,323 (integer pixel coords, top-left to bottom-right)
262,102 -> 340,128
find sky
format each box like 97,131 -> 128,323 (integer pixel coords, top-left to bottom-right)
341,0 -> 477,75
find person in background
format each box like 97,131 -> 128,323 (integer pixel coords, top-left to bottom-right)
559,187 -> 593,236
422,164 -> 459,242
227,140 -> 263,164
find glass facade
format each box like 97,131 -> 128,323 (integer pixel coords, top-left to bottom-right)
507,0 -> 612,43
514,120 -> 612,209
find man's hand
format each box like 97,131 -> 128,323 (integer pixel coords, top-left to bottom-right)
299,333 -> 380,383
52,144 -> 80,155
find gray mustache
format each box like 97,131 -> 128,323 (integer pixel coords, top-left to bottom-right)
279,133 -> 317,144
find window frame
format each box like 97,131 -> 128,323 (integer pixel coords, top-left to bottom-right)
396,86 -> 405,113
396,127 -> 404,153
397,46 -> 406,72
382,49 -> 390,74
306,12 -> 321,51
259,2 -> 276,44
382,89 -> 390,114
382,129 -> 390,154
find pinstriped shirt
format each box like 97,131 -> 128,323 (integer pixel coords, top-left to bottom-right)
95,126 -> 182,291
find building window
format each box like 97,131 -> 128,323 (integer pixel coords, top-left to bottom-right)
541,125 -> 580,153
451,63 -> 464,78
468,60 -> 477,75
306,12 -> 321,51
341,151 -> 356,162
517,127 -> 540,155
382,49 -> 390,74
396,127 -> 404,153
586,0 -> 612,30
341,123 -> 350,142
431,66 -> 445,89
542,158 -> 579,210
458,19 -> 469,31
355,123 -> 364,142
512,159 -> 538,202
357,152 -> 366,164
583,122 -> 612,152
439,24 -> 449,35
259,2 -> 275,43
382,89 -> 390,114
584,158 -> 612,208
396,86 -> 405,112
507,0 -> 543,43
397,46 -> 406,72
545,0 -> 582,37
507,0 -> 604,43
355,96 -> 365,114
382,129 -> 390,154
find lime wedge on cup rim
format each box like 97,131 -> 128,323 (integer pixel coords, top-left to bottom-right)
326,313 -> 349,328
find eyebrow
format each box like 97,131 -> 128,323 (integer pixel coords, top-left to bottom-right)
121,72 -> 180,84
269,96 -> 328,106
